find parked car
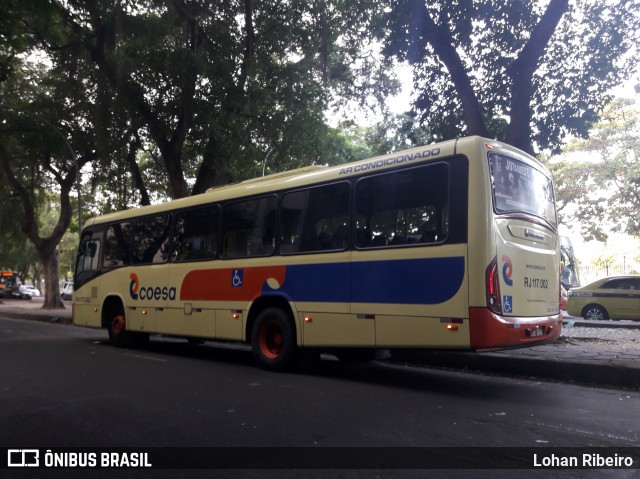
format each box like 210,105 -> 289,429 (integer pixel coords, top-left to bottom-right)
566,275 -> 640,321
24,285 -> 40,297
7,285 -> 33,300
61,281 -> 73,301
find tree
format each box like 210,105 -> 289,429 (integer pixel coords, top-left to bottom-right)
382,0 -> 640,154
551,96 -> 640,240
1,0 -> 399,306
0,8 -> 97,307
55,0 -> 397,199
0,109 -> 94,307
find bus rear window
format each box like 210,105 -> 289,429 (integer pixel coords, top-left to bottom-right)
489,153 -> 557,228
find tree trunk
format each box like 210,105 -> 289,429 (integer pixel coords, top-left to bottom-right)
505,0 -> 569,153
41,248 -> 64,309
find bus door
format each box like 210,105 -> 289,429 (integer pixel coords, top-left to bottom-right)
118,216 -> 174,335
162,205 -> 220,339
74,229 -> 103,327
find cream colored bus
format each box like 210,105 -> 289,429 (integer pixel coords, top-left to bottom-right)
73,136 -> 562,370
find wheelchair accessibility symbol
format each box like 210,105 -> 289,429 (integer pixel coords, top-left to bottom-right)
503,295 -> 513,313
232,269 -> 243,288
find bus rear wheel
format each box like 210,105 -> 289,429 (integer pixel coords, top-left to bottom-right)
251,307 -> 297,372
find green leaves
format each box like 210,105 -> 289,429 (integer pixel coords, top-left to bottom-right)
551,97 -> 640,240
382,0 -> 639,154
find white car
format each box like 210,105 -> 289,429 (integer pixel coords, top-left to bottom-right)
25,285 -> 40,297
61,281 -> 73,300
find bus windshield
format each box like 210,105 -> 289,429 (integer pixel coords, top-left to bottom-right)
489,153 -> 557,228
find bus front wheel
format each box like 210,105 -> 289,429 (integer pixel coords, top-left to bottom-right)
107,309 -> 149,348
108,308 -> 129,348
251,307 -> 298,372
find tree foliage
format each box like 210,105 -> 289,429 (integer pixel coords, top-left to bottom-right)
55,0 -> 397,200
0,0 -> 396,303
550,96 -> 640,240
382,0 -> 640,154
0,0 -> 97,306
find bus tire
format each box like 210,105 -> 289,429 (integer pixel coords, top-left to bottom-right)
107,307 -> 129,348
251,307 -> 298,372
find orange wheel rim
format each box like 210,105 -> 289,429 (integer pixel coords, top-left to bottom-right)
259,319 -> 283,359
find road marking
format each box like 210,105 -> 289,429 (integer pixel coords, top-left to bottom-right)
123,352 -> 168,362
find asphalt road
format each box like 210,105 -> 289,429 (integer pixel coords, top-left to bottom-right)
1,317 -> 639,479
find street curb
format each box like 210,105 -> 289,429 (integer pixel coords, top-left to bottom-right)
389,349 -> 639,391
563,319 -> 640,330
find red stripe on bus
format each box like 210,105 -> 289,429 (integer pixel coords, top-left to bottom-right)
180,266 -> 286,302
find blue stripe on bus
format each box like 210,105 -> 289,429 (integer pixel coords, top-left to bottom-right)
263,257 -> 465,305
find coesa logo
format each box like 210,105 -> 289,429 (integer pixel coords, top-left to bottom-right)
502,255 -> 513,286
129,273 -> 176,301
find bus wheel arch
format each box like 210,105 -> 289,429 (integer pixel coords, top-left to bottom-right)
103,296 -> 128,347
102,295 -> 148,348
247,297 -> 299,371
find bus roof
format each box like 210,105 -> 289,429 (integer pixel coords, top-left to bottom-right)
83,136 -> 542,228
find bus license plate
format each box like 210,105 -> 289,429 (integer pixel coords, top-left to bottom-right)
530,327 -> 544,338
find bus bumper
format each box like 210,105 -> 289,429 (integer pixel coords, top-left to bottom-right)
469,307 -> 563,350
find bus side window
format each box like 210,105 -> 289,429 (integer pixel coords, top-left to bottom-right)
355,163 -> 449,248
222,196 -> 277,259
130,215 -> 172,264
174,205 -> 219,262
79,239 -> 101,272
281,183 -> 350,255
103,223 -> 131,267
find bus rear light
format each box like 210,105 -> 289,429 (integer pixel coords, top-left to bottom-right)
486,257 -> 502,314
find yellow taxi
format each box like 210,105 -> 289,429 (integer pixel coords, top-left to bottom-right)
566,275 -> 640,321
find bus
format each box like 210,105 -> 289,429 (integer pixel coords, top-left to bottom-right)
73,136 -> 562,371
0,271 -> 18,298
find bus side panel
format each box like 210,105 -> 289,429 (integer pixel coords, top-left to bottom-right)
351,244 -> 470,348
73,302 -> 101,327
73,279 -> 104,328
298,309 -> 375,346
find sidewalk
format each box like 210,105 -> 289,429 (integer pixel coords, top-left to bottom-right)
0,298 -> 73,324
1,299 -> 639,390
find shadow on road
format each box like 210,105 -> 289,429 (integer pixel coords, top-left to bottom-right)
88,335 -> 535,401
